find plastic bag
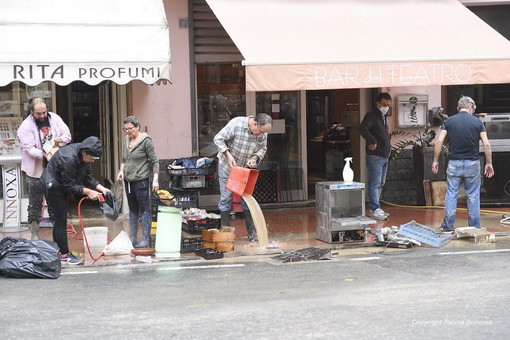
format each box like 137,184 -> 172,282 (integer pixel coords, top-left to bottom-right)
0,237 -> 61,279
102,231 -> 134,255
100,191 -> 120,221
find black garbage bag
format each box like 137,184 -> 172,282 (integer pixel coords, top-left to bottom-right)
0,237 -> 61,279
100,191 -> 119,221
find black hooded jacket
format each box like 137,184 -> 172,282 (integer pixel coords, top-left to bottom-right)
41,136 -> 101,195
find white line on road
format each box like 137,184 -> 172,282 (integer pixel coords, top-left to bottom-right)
61,263 -> 245,275
437,249 -> 510,256
62,270 -> 99,275
157,264 -> 245,271
350,257 -> 381,261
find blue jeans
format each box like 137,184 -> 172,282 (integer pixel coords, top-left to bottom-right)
441,159 -> 481,230
218,173 -> 248,212
366,154 -> 388,211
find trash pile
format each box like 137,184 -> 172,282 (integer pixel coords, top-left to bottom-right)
181,207 -> 220,220
375,220 -> 452,248
0,237 -> 61,279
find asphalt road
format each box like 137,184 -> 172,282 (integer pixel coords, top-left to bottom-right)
1,243 -> 510,340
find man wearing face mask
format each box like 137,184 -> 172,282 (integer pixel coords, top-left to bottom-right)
360,92 -> 392,221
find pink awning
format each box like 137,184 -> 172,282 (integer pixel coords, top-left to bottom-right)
206,0 -> 510,91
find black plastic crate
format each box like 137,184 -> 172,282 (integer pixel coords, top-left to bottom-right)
181,236 -> 202,253
180,175 -> 206,189
194,248 -> 224,260
167,157 -> 216,176
183,217 -> 221,235
167,157 -> 216,191
173,192 -> 198,209
151,195 -> 176,221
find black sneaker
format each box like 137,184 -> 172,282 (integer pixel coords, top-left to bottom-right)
438,227 -> 454,234
61,253 -> 83,265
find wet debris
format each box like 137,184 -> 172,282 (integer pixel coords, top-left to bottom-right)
270,247 -> 332,263
373,225 -> 418,249
455,227 -> 495,244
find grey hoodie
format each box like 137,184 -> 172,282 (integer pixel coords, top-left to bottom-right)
122,132 -> 159,182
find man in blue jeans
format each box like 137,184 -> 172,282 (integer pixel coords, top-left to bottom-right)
360,92 -> 393,220
432,96 -> 494,232
214,113 -> 272,242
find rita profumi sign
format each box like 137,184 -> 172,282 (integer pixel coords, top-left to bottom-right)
13,64 -> 163,81
4,63 -> 170,85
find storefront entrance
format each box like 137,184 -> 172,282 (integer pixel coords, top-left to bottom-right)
55,81 -> 127,185
305,89 -> 360,198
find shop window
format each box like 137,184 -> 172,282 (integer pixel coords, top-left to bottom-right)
0,82 -> 53,118
196,64 -> 246,158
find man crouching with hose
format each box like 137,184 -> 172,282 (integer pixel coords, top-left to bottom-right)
42,136 -> 111,265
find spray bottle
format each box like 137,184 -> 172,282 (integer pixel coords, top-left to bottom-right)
342,157 -> 354,182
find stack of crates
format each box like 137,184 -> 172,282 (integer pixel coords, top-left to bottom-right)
167,156 -> 216,192
182,216 -> 221,235
180,236 -> 203,253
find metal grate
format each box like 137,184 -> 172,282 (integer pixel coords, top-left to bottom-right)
270,247 -> 332,263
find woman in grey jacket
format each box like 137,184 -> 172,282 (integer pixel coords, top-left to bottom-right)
116,116 -> 159,248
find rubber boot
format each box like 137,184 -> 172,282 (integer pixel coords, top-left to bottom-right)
220,211 -> 231,227
30,221 -> 39,241
129,211 -> 139,246
243,210 -> 258,242
135,211 -> 152,248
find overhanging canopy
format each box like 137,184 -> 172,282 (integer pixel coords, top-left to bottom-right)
0,0 -> 171,86
206,0 -> 510,91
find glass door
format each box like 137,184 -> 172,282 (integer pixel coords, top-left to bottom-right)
256,91 -> 303,202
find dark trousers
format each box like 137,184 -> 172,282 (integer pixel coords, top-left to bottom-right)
45,188 -> 69,255
26,176 -> 45,224
124,179 -> 151,215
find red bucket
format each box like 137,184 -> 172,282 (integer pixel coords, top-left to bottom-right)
225,166 -> 259,196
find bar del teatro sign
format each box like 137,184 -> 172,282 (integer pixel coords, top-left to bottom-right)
244,59 -> 510,91
8,63 -> 170,86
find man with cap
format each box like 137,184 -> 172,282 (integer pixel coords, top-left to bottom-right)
17,97 -> 71,240
42,136 -> 110,265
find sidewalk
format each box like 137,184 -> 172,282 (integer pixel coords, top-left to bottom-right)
2,201 -> 510,266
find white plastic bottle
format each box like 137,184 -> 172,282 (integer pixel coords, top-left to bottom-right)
342,157 -> 354,182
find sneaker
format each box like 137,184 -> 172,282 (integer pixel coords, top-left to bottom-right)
438,227 -> 454,234
61,253 -> 83,265
369,208 -> 388,221
379,208 -> 390,217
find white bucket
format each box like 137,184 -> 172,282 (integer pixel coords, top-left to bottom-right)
83,227 -> 108,254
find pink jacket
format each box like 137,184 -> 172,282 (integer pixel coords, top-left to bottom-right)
17,112 -> 72,178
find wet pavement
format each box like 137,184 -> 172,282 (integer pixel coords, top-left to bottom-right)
2,200 -> 510,266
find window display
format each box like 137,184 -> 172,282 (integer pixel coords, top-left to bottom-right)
0,82 -> 53,118
197,64 -> 246,157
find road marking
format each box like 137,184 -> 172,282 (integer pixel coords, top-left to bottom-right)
61,263 -> 246,275
350,256 -> 381,261
157,264 -> 245,271
61,270 -> 99,275
437,249 -> 510,256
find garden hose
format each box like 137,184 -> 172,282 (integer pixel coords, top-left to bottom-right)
65,196 -> 112,262
380,200 -> 510,225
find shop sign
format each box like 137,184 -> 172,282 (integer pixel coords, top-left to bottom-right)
314,62 -> 473,88
1,63 -> 170,86
2,165 -> 21,229
245,59 -> 510,91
